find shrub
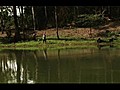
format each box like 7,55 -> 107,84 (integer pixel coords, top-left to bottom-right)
75,14 -> 106,28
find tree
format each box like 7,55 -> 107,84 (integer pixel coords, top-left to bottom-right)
13,6 -> 20,42
20,6 -> 25,37
55,6 -> 59,39
44,6 -> 48,29
0,6 -> 4,34
0,6 -> 14,39
32,6 -> 36,31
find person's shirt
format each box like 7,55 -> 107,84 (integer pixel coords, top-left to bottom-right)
43,34 -> 46,39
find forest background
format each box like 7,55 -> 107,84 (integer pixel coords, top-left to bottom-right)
0,6 -> 120,49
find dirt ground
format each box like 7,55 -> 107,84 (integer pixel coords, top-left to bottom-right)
1,21 -> 120,39
36,21 -> 120,38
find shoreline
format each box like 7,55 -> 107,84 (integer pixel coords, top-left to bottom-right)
0,39 -> 119,50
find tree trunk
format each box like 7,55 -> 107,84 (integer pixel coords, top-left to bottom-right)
0,6 -> 4,34
74,6 -> 77,20
13,6 -> 20,42
89,26 -> 92,38
76,6 -> 79,17
55,6 -> 59,39
32,6 -> 36,31
20,6 -> 25,40
44,6 -> 48,29
107,6 -> 111,17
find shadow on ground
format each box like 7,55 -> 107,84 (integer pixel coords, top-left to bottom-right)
47,37 -> 89,41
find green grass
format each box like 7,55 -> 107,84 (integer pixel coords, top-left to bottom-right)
0,36 -> 120,50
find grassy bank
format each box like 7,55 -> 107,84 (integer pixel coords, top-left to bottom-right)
1,25 -> 120,50
0,37 -> 96,50
0,36 -> 120,50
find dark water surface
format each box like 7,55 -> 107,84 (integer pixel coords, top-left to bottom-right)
0,48 -> 120,84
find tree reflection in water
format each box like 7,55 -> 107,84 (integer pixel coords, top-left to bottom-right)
0,49 -> 120,83
43,49 -> 48,60
0,50 -> 36,83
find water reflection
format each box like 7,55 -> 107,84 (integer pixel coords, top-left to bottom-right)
43,49 -> 48,60
0,48 -> 120,83
97,44 -> 114,50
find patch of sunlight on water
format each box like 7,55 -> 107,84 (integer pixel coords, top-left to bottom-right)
27,80 -> 35,84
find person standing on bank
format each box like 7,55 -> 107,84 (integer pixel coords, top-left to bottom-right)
43,32 -> 46,43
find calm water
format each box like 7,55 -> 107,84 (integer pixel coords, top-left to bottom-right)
0,48 -> 120,84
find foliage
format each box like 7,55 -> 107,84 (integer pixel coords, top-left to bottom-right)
75,14 -> 106,28
0,7 -> 15,30
57,6 -> 74,27
1,6 -> 120,44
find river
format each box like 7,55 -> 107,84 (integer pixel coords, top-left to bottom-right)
0,48 -> 120,84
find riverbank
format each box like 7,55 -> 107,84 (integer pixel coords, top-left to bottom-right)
0,37 -> 120,51
1,21 -> 120,50
0,38 -> 96,50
